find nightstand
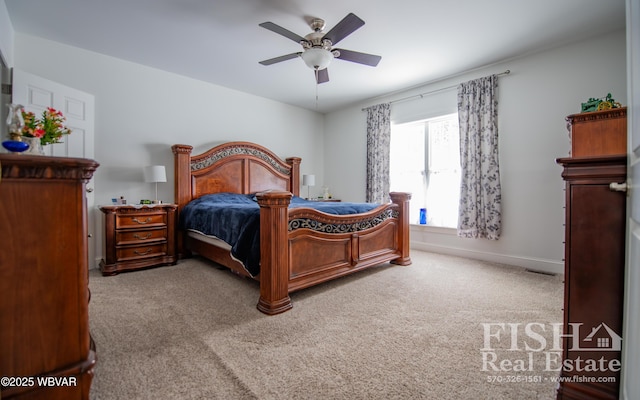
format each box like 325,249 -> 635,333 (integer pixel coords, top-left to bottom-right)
99,204 -> 178,275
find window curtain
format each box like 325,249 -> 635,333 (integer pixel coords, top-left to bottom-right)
457,75 -> 501,240
365,103 -> 391,204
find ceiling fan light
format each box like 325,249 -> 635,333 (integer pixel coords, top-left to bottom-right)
301,48 -> 333,70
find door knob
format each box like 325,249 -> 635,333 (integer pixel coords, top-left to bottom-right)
86,187 -> 94,193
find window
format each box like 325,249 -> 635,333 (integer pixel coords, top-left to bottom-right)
390,113 -> 460,228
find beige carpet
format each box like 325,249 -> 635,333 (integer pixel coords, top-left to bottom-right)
88,250 -> 563,400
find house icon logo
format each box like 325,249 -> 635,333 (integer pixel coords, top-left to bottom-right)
567,323 -> 623,352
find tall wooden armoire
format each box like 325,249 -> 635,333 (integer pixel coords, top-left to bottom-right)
556,107 -> 627,399
0,154 -> 99,399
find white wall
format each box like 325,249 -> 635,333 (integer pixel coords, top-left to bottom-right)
12,33 -> 325,266
324,30 -> 627,274
0,0 -> 13,66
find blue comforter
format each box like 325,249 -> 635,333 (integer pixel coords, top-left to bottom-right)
179,193 -> 379,276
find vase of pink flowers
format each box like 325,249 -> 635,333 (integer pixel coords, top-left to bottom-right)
21,107 -> 71,155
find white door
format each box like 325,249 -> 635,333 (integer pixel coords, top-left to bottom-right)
12,69 -> 98,268
622,1 -> 639,399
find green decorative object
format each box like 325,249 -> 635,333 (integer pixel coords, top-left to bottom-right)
580,93 -> 622,113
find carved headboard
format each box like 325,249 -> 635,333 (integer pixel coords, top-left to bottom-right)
172,141 -> 301,213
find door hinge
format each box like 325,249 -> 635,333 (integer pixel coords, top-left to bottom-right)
1,83 -> 11,95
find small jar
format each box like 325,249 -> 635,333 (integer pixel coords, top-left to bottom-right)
419,208 -> 427,224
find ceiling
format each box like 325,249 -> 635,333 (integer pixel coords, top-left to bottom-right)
4,0 -> 626,114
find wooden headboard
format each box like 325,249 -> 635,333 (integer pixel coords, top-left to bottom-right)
172,141 -> 301,213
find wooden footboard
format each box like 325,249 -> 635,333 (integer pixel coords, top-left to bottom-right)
255,191 -> 411,315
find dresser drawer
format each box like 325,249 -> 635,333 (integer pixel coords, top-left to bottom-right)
116,212 -> 166,229
116,243 -> 167,261
116,227 -> 167,245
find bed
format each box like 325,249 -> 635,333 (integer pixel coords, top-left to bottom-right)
172,141 -> 411,315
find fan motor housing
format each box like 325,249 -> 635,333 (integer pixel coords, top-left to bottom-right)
303,32 -> 331,50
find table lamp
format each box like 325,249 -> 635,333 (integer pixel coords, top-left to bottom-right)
144,165 -> 166,204
302,174 -> 315,200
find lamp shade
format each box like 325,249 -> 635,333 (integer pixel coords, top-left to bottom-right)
302,174 -> 315,186
144,165 -> 167,183
300,48 -> 333,70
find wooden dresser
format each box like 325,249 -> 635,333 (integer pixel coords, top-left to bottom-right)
99,204 -> 177,275
0,154 -> 98,400
556,108 -> 626,399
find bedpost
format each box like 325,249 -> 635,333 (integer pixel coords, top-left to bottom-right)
172,144 -> 193,258
256,191 -> 293,315
286,157 -> 301,196
389,192 -> 412,266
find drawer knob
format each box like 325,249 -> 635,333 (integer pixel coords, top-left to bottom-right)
132,217 -> 152,224
134,248 -> 153,256
134,232 -> 152,240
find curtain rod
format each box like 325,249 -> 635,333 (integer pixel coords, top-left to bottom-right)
362,70 -> 511,110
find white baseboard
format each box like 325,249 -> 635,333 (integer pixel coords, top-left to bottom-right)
411,241 -> 564,276
89,257 -> 102,270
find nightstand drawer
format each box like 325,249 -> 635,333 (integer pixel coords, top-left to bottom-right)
116,227 -> 167,245
116,213 -> 166,229
117,243 -> 167,261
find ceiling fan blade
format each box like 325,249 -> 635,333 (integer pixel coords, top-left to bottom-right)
259,22 -> 307,44
322,13 -> 365,46
315,68 -> 329,84
259,52 -> 301,66
334,49 -> 381,67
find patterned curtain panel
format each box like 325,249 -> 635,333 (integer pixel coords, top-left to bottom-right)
365,103 -> 391,204
457,75 -> 502,240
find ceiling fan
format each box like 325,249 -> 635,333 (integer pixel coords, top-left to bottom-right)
258,13 -> 381,84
